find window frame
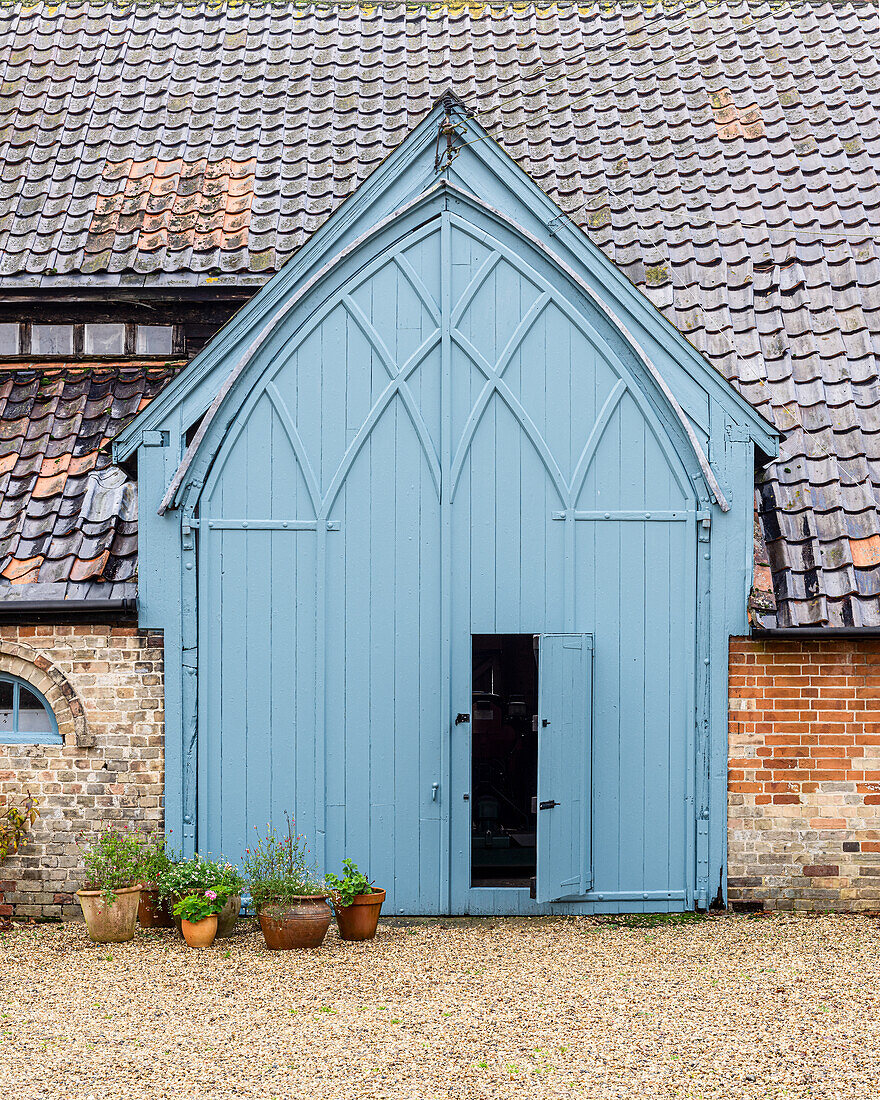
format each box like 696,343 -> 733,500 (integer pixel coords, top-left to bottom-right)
0,674 -> 61,745
1,322 -> 183,359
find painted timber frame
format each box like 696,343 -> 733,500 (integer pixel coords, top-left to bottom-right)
118,97 -> 778,913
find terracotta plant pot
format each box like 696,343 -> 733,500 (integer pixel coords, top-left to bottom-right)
174,894 -> 241,939
77,885 -> 142,943
258,897 -> 332,950
138,887 -> 174,929
181,914 -> 218,948
334,888 -> 386,941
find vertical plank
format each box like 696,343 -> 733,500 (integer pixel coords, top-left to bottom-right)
365,375 -> 396,898
436,210 -> 453,915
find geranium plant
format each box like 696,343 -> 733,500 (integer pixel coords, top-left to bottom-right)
243,818 -> 326,908
172,889 -> 227,923
325,859 -> 375,909
78,824 -> 145,903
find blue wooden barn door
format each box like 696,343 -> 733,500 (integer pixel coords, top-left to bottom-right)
536,634 -> 593,903
195,195 -> 698,915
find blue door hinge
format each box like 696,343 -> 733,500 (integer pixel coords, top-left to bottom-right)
697,510 -> 711,542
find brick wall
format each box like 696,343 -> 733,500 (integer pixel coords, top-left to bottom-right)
0,624 -> 164,918
729,637 -> 880,911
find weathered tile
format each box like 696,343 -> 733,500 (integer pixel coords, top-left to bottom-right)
0,362 -> 180,595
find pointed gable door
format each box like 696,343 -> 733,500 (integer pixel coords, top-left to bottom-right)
191,191 -> 701,913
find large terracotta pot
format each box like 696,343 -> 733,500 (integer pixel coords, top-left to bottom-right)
138,887 -> 174,929
181,914 -> 218,948
334,888 -> 385,941
77,885 -> 142,943
258,897 -> 332,950
174,894 -> 241,939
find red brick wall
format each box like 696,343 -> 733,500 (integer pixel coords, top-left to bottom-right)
729,637 -> 880,910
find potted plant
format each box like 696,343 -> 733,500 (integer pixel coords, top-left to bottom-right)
136,832 -> 176,928
243,818 -> 331,950
158,855 -> 245,939
326,859 -> 385,941
76,825 -> 145,943
172,889 -> 226,948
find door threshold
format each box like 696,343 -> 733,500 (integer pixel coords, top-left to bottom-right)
464,886 -> 692,916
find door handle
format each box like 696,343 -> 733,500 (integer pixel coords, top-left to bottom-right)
432,783 -> 439,802
539,800 -> 557,810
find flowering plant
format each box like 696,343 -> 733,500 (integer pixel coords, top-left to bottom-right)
78,824 -> 145,904
157,855 -> 244,903
172,889 -> 227,923
242,816 -> 326,907
137,831 -> 176,887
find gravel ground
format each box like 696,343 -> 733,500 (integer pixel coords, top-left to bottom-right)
1,912 -> 879,1099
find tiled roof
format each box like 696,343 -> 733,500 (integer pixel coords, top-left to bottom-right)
0,1 -> 879,624
0,363 -> 181,597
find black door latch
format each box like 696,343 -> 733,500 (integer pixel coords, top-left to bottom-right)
539,800 -> 557,810
455,713 -> 470,725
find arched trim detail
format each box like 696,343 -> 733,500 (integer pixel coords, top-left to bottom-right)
0,642 -> 90,747
164,181 -> 727,517
161,185 -> 449,516
443,189 -> 729,511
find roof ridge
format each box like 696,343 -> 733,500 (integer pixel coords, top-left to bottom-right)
0,0 -> 865,10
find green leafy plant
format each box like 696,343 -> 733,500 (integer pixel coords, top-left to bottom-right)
0,792 -> 39,862
172,889 -> 227,923
156,855 -> 244,903
242,816 -> 326,908
78,825 -> 145,903
137,831 -> 176,887
326,858 -> 374,909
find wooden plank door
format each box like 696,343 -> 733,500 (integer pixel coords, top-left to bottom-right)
536,633 -> 593,903
196,217 -> 447,913
443,199 -> 698,913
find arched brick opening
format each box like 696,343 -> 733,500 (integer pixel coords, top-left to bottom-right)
0,641 -> 91,747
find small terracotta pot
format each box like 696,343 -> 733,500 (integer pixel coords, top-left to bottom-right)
334,888 -> 386,941
138,887 -> 174,929
258,897 -> 332,950
174,894 -> 241,939
181,914 -> 218,948
77,885 -> 142,943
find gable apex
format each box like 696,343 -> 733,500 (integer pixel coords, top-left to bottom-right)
117,96 -> 777,468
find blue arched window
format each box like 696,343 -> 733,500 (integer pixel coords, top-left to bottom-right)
0,675 -> 60,744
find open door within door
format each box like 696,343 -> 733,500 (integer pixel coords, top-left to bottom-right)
536,634 -> 593,903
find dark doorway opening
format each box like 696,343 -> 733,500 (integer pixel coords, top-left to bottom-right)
471,634 -> 538,888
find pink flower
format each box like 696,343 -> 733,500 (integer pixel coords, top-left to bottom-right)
205,890 -> 217,901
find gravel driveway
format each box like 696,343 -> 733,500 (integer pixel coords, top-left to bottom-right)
1,912 -> 878,1099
